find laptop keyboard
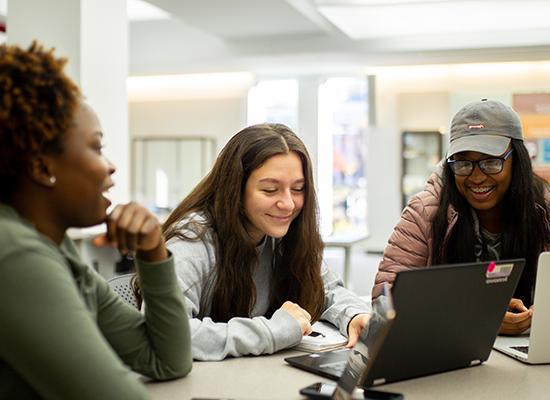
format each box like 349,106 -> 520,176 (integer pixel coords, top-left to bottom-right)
511,346 -> 529,354
320,361 -> 347,376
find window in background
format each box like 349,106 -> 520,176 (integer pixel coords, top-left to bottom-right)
132,137 -> 216,219
247,79 -> 299,130
318,77 -> 368,236
246,76 -> 369,238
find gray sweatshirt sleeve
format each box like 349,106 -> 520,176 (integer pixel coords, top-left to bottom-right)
320,263 -> 372,336
168,235 -> 303,361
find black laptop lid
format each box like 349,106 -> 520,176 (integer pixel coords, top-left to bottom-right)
334,284 -> 396,399
363,259 -> 525,386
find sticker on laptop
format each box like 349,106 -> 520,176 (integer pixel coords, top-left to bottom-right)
485,261 -> 514,284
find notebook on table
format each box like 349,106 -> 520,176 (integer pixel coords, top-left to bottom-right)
286,259 -> 525,387
493,252 -> 550,364
294,321 -> 348,352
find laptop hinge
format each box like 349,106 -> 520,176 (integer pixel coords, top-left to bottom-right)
373,378 -> 386,386
470,359 -> 481,366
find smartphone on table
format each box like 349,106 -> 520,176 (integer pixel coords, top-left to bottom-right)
300,382 -> 403,400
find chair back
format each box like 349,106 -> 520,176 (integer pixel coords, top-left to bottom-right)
107,273 -> 139,309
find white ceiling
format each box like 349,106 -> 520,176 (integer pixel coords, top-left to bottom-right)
145,0 -> 330,39
129,0 -> 550,75
3,0 -> 550,74
144,0 -> 550,45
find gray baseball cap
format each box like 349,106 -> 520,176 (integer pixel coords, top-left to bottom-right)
447,99 -> 523,158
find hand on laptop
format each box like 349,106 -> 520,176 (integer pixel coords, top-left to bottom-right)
499,298 -> 533,335
346,313 -> 371,348
281,301 -> 312,335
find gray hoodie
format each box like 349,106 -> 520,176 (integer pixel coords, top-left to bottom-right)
167,213 -> 371,361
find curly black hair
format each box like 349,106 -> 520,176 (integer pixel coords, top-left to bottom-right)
0,41 -> 81,201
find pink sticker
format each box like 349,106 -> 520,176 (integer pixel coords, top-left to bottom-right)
487,261 -> 496,273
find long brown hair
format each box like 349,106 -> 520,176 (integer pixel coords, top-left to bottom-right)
164,123 -> 325,322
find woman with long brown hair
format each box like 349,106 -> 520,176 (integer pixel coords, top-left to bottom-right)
164,123 -> 370,360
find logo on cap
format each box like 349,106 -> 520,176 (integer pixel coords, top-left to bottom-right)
468,124 -> 484,129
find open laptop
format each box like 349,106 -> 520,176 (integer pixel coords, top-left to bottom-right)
493,252 -> 550,364
299,283 -> 402,400
286,259 -> 525,387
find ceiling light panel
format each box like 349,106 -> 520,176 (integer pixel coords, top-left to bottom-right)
318,1 -> 550,39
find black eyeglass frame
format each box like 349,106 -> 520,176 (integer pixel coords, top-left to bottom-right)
447,148 -> 514,176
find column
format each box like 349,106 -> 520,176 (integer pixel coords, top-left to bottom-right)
7,0 -> 129,204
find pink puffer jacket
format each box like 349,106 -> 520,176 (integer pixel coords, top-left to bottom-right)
372,168 -> 550,298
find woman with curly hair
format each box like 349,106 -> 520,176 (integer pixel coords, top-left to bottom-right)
160,124 -> 370,360
0,42 -> 191,399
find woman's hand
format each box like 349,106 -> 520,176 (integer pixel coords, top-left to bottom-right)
346,313 -> 371,348
499,298 -> 532,335
281,301 -> 312,336
105,202 -> 168,262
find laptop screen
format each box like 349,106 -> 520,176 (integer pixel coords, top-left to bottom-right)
333,283 -> 396,400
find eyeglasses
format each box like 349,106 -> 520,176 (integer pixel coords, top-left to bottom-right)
447,148 -> 513,176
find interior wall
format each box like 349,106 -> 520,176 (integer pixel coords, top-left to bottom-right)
129,98 -> 247,150
129,97 -> 247,207
397,92 -> 449,132
364,92 -> 448,252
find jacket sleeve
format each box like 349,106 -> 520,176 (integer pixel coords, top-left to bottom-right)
168,237 -> 302,361
319,263 -> 372,336
373,193 -> 433,298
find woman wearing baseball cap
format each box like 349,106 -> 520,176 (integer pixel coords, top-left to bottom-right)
373,99 -> 550,335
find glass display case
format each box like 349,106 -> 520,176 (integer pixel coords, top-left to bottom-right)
401,131 -> 443,209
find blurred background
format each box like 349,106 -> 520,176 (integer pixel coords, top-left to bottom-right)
3,0 -> 550,293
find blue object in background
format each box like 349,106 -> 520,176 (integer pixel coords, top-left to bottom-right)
543,139 -> 550,163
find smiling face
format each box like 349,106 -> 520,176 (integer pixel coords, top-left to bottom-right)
453,148 -> 513,217
50,103 -> 116,228
243,151 -> 305,243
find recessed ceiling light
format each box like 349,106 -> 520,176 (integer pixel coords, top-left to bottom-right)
318,0 -> 550,39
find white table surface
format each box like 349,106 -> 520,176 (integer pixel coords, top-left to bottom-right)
146,349 -> 550,400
